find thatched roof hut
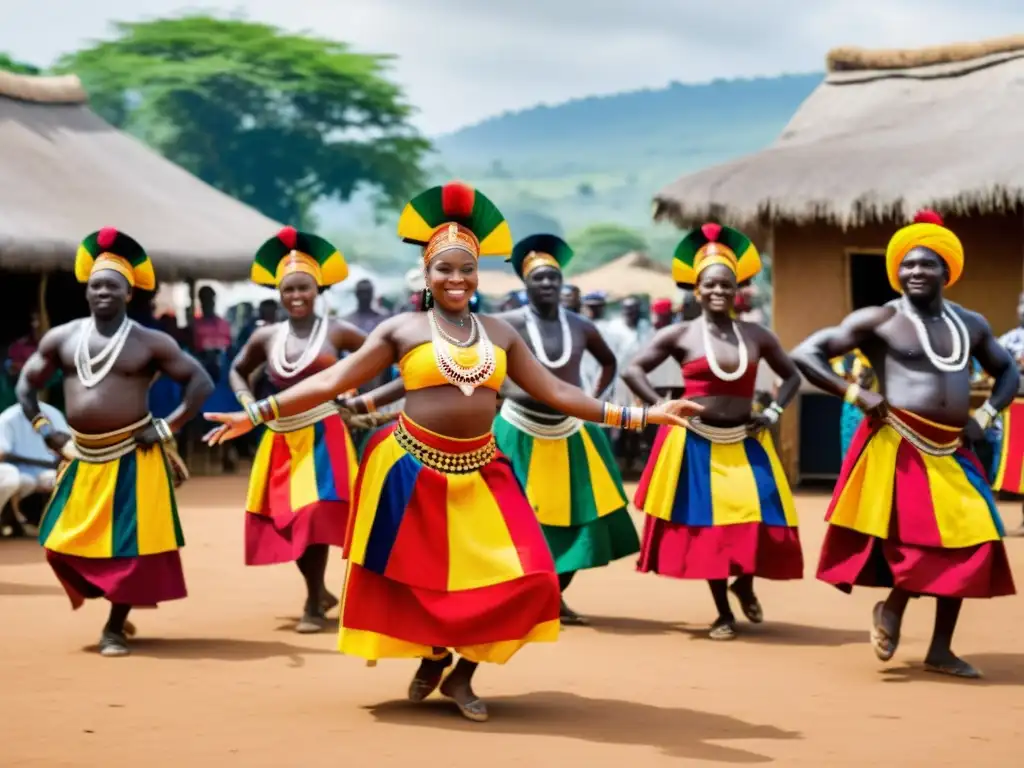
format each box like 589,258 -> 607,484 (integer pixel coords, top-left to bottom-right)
571,252 -> 678,301
0,70 -> 280,282
651,35 -> 1024,484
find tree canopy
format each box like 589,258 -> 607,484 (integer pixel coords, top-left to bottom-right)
566,223 -> 649,274
57,16 -> 430,227
0,53 -> 41,75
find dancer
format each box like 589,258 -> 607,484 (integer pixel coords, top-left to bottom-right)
794,210 -> 1016,678
493,234 -> 639,626
625,223 -> 803,640
990,296 -> 1024,536
204,182 -> 701,722
229,227 -> 364,633
17,228 -> 213,656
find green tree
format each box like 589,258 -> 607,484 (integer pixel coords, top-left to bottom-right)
566,223 -> 649,274
0,53 -> 41,75
57,16 -> 430,226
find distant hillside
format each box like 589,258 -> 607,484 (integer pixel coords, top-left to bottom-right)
319,72 -> 824,276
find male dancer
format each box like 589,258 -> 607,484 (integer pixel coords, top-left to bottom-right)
17,228 -> 213,656
493,234 -> 640,625
793,210 -> 1016,678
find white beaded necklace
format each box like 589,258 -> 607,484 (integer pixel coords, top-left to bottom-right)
428,310 -> 496,396
270,316 -> 328,378
900,296 -> 969,372
701,315 -> 749,382
75,315 -> 135,388
524,306 -> 572,369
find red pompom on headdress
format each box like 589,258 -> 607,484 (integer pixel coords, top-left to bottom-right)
700,223 -> 723,242
913,209 -> 944,226
277,226 -> 298,249
97,227 -> 118,250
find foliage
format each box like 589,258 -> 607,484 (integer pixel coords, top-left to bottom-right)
566,223 -> 649,274
57,15 -> 430,227
0,53 -> 41,75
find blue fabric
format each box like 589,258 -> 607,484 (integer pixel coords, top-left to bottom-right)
839,402 -> 864,458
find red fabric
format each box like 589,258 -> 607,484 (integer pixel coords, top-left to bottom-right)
342,563 -> 560,648
442,182 -> 475,219
998,401 -> 1024,493
913,209 -> 943,225
7,336 -> 36,368
637,517 -> 803,580
700,223 -> 722,241
817,526 -> 1015,598
277,226 -> 298,249
193,316 -> 232,352
383,468 -> 449,590
651,298 -> 673,314
244,502 -> 348,565
680,356 -> 758,398
46,550 -> 187,609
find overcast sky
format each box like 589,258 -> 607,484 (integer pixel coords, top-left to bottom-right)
3,0 -> 1024,134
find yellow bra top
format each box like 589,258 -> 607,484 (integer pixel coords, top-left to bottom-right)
398,341 -> 507,392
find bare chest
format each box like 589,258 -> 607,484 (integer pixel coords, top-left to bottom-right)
58,326 -> 154,379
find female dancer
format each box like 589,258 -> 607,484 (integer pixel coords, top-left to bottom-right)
229,227 -> 364,633
624,223 -> 803,640
205,182 -> 700,722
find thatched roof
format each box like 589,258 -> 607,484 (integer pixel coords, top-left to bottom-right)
0,71 -> 281,281
653,36 -> 1024,230
571,252 -> 678,301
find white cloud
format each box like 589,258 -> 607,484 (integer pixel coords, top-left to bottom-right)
3,0 -> 1024,133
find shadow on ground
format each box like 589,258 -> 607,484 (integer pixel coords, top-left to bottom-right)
0,580 -> 64,597
586,614 -> 865,648
367,690 -> 801,763
80,636 -> 335,667
880,653 -> 1024,687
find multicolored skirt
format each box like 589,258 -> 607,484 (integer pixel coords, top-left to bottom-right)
340,414 -> 560,664
635,421 -> 803,580
817,409 -> 1015,598
39,428 -> 187,609
493,402 -> 639,574
245,406 -> 356,565
992,398 -> 1024,494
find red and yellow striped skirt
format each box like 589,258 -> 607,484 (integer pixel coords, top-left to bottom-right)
340,414 -> 560,664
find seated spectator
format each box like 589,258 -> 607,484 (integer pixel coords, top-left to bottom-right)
0,401 -> 66,537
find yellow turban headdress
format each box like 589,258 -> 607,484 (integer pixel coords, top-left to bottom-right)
885,210 -> 963,293
74,228 -> 155,291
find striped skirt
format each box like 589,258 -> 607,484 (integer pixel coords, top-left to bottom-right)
818,409 -> 1015,598
340,414 -> 560,664
493,403 -> 639,574
635,421 -> 803,580
245,409 -> 356,565
993,397 -> 1024,493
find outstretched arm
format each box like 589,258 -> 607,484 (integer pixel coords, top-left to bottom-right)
584,321 -> 618,399
345,378 -> 406,414
506,331 -> 701,427
791,307 -> 890,400
621,326 -> 678,406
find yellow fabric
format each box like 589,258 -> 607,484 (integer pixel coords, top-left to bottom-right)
423,223 -> 480,264
74,248 -> 156,292
828,424 -> 1001,547
275,251 -> 323,285
522,252 -> 561,277
395,204 -> 435,246
398,342 -> 506,392
42,446 -> 178,558
695,243 -> 738,277
345,435 -> 405,565
885,222 -> 964,293
445,471 -> 525,590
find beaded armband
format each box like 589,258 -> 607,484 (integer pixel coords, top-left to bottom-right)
601,402 -> 649,431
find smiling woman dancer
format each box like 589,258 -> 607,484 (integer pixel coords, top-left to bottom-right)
624,224 -> 804,640
229,228 -> 365,633
204,182 -> 701,722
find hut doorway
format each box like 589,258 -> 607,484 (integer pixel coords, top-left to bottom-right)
849,251 -> 899,309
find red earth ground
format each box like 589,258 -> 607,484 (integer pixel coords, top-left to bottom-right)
2,477 -> 1023,766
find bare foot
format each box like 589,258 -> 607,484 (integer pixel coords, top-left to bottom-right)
439,674 -> 488,722
924,649 -> 982,679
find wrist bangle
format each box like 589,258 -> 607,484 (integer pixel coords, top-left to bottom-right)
247,397 -> 279,426
154,418 -> 174,444
235,391 -> 255,407
975,401 -> 998,430
31,414 -> 51,433
844,384 -> 862,404
364,394 -> 377,414
763,403 -> 782,425
602,402 -> 622,427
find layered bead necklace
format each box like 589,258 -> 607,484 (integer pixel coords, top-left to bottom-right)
75,315 -> 135,388
524,305 -> 572,369
270,315 -> 328,378
429,309 -> 496,396
900,296 -> 969,372
701,315 -> 749,381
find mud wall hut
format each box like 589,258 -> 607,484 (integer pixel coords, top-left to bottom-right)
651,36 -> 1024,484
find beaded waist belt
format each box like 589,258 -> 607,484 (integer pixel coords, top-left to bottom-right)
500,399 -> 582,440
684,418 -> 749,444
394,419 -> 496,474
69,415 -> 152,463
884,412 -> 961,457
266,402 -> 339,433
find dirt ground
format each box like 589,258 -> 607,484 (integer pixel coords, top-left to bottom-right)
2,477 -> 1024,767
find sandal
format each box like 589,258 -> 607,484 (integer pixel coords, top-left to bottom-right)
439,675 -> 489,723
729,582 -> 764,624
99,630 -> 130,657
870,602 -> 899,662
295,613 -> 327,634
924,656 -> 982,679
709,619 -> 737,641
408,653 -> 453,702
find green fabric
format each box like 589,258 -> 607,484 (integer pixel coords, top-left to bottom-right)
542,507 -> 640,574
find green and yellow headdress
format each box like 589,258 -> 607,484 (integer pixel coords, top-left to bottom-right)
885,210 -> 963,294
74,228 -> 155,291
672,223 -> 762,287
509,234 -> 573,280
397,181 -> 513,265
250,227 -> 348,287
